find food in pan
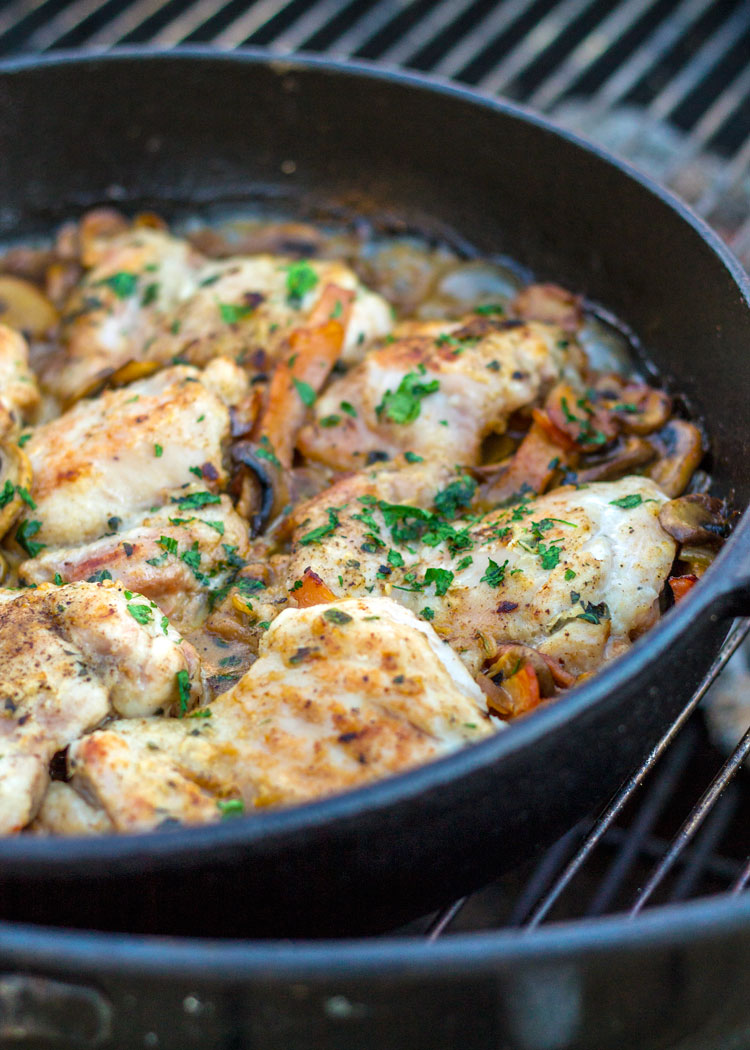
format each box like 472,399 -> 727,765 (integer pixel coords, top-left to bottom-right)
0,210 -> 729,834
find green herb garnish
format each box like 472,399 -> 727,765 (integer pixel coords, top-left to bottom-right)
375,365 -> 439,424
609,493 -> 643,509
480,558 -> 508,587
219,301 -> 255,324
15,520 -> 45,557
424,567 -> 454,597
285,260 -> 319,305
292,378 -> 316,407
100,272 -> 137,299
176,669 -> 191,715
127,603 -> 153,625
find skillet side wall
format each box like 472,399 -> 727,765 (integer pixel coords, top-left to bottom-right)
2,54 -> 750,497
0,53 -> 748,937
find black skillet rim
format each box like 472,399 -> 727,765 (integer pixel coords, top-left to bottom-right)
0,46 -> 748,877
0,891 -> 748,977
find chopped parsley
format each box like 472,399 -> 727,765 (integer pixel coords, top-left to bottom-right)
457,555 -> 473,571
576,601 -> 609,625
292,378 -> 316,407
15,520 -> 45,557
285,260 -> 319,305
560,395 -> 607,447
404,451 -> 423,463
154,444 -> 163,458
434,475 -> 477,518
421,606 -> 435,621
54,573 -> 64,586
218,301 -> 255,325
609,493 -> 644,509
141,282 -> 159,306
340,401 -> 357,418
424,567 -> 454,597
375,365 -> 439,425
17,433 -> 31,448
475,303 -> 505,315
216,798 -> 244,818
387,549 -> 405,568
323,608 -> 353,625
172,491 -> 221,510
87,569 -> 113,583
176,669 -> 191,715
299,507 -> 342,547
480,558 -> 508,587
565,568 -> 577,581
160,615 -> 170,635
0,480 -> 15,508
255,435 -> 281,469
100,272 -> 137,299
320,414 -> 341,428
537,542 -> 562,570
127,603 -> 152,625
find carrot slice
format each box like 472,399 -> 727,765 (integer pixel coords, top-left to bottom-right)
294,567 -> 337,608
258,284 -> 354,467
668,574 -> 698,603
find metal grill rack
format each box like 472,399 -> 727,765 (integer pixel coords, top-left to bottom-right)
2,0 -> 750,941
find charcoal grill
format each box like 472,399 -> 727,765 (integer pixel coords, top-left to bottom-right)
1,3 -> 750,1048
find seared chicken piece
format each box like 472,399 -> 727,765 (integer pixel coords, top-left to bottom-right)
287,470 -> 676,678
45,228 -> 392,400
0,580 -> 202,833
298,317 -> 583,470
53,598 -> 494,832
0,324 -> 40,436
14,357 -> 248,549
20,496 -> 251,634
32,781 -> 115,835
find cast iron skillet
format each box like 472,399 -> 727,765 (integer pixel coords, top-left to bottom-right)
0,49 -> 749,939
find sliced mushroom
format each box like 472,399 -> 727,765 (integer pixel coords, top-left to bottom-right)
576,435 -> 655,483
658,493 -> 728,545
231,441 -> 280,537
63,359 -> 162,410
544,382 -> 619,452
0,441 -> 32,541
647,420 -> 704,497
615,384 -> 672,436
512,282 -> 583,332
132,212 -> 168,232
45,261 -> 83,309
0,276 -> 59,337
78,208 -> 130,268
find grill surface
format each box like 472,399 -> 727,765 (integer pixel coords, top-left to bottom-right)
2,0 -> 750,942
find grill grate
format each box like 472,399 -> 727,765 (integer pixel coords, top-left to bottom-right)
1,0 -> 750,940
2,0 -> 750,260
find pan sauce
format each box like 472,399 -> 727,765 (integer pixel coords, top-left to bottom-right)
0,209 -> 728,835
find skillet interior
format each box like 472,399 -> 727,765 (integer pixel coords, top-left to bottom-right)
0,49 -> 750,937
